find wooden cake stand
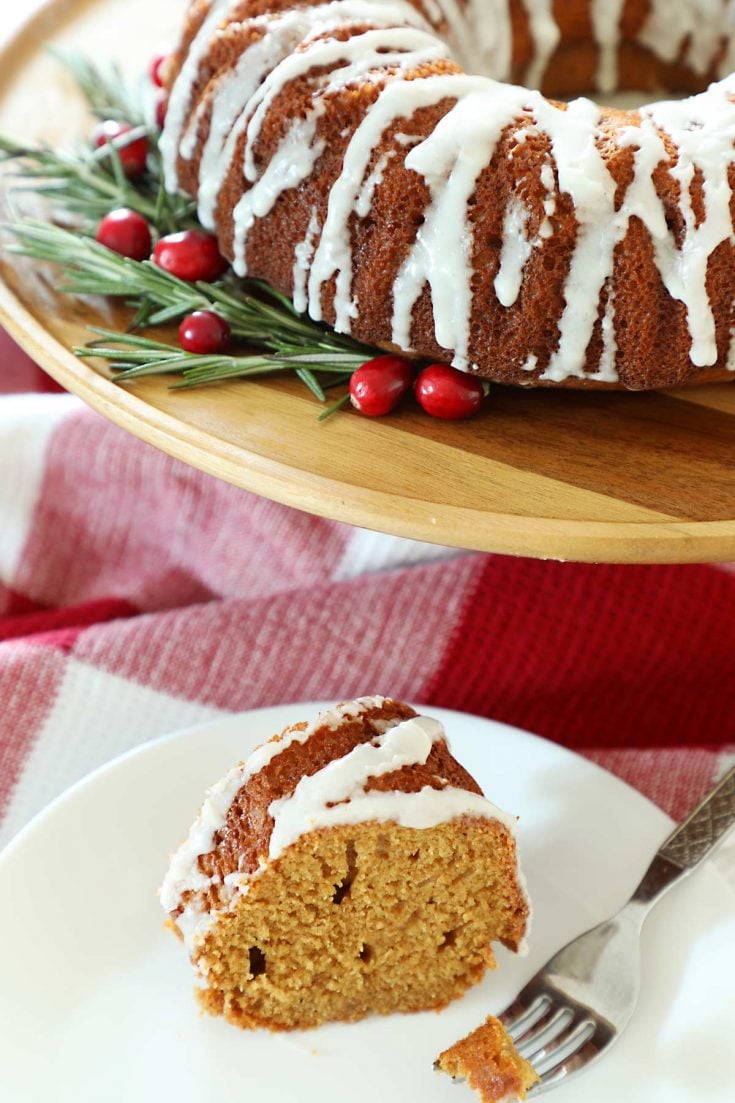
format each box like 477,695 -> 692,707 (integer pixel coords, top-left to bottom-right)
3,0 -> 735,564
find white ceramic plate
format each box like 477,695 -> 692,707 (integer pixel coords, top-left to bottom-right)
0,704 -> 733,1102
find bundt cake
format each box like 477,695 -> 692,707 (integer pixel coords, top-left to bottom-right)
160,696 -> 530,1031
436,1015 -> 540,1102
160,0 -> 735,391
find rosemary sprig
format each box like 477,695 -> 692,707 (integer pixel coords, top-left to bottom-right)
6,219 -> 210,316
0,49 -> 197,233
0,134 -> 196,233
0,50 -> 380,411
5,220 -> 375,397
76,328 -> 362,393
50,49 -> 145,125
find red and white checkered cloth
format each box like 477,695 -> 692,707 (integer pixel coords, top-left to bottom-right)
0,327 -> 733,887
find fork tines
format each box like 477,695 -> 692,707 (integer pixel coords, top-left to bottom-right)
499,987 -> 614,1094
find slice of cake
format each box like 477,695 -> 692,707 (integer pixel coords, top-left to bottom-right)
160,696 -> 530,1031
436,1016 -> 540,1102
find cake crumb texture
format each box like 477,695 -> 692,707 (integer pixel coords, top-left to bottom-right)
436,1015 -> 540,1103
194,818 -> 526,1030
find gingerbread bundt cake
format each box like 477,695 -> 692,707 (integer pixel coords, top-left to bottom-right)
160,697 -> 530,1030
160,0 -> 735,391
436,1016 -> 540,1103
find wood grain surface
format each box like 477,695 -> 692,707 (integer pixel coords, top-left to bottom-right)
1,0 -> 735,564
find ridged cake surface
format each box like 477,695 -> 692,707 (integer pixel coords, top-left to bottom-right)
161,0 -> 735,389
161,697 -> 530,1030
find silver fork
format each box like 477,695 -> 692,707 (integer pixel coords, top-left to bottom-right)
499,766 -> 735,1095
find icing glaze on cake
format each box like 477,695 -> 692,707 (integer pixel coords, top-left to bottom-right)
161,697 -> 531,1031
161,697 -> 525,952
161,0 -> 735,389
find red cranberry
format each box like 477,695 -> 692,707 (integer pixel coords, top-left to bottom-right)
178,311 -> 231,354
93,120 -> 148,180
155,93 -> 168,130
414,363 -> 486,420
95,208 -> 152,261
150,53 -> 169,88
349,355 -> 415,416
152,230 -> 229,282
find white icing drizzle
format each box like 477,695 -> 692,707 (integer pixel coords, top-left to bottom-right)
161,700 -> 525,956
164,0 -> 735,383
164,0 -> 436,226
427,0 -> 511,81
232,108 -> 327,275
293,208 -> 321,313
355,149 -> 396,217
232,23 -> 448,277
639,0 -> 732,78
590,0 -> 626,94
639,86 -> 735,367
160,0 -> 237,193
419,0 -> 444,25
422,0 -> 732,96
540,79 -> 735,378
267,714 -> 516,859
535,94 -> 614,382
523,0 -> 561,90
189,11 -> 321,229
308,71 -> 465,331
430,0 -> 735,92
394,75 -> 735,379
240,13 -> 433,182
394,131 -> 423,146
539,155 -> 556,237
494,195 -> 533,307
392,78 -> 522,368
160,695 -> 392,917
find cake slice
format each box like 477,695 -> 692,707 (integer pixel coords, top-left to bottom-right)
160,696 -> 530,1030
436,1016 -> 540,1102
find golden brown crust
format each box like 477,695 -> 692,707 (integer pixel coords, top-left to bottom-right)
196,698 -> 483,888
509,0 -> 729,96
164,699 -> 530,1031
165,1 -> 735,390
437,1016 -> 540,1103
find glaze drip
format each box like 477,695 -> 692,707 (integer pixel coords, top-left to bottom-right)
589,0 -> 626,94
161,699 -> 523,953
161,0 -> 735,385
520,0 -> 560,90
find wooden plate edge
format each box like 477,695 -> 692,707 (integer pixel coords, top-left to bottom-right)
1,0 -> 735,564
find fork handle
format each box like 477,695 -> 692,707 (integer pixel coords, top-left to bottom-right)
630,766 -> 735,908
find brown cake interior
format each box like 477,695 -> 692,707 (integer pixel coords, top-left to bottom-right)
163,697 -> 529,1031
195,817 -> 527,1031
436,1015 -> 540,1103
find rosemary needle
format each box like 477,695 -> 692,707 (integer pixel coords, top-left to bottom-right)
0,51 -> 384,413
